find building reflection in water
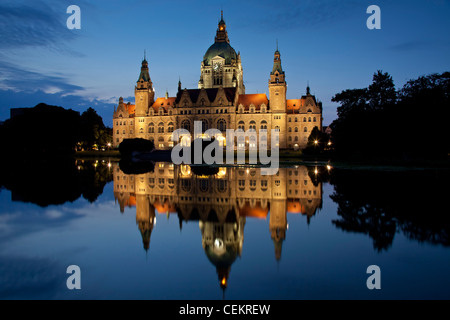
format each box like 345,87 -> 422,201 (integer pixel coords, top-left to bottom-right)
113,163 -> 323,289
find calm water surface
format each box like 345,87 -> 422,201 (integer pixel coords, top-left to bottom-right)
0,160 -> 449,300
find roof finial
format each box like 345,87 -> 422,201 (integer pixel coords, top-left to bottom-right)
276,39 -> 278,51
307,81 -> 311,95
144,49 -> 146,61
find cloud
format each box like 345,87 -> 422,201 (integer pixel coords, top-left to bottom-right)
389,39 -> 450,52
0,0 -> 77,51
0,60 -> 115,125
0,60 -> 83,94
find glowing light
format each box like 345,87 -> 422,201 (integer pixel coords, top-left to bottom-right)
327,165 -> 332,171
314,140 -> 318,145
221,277 -> 227,286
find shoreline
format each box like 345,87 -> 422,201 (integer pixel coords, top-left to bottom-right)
74,150 -> 449,169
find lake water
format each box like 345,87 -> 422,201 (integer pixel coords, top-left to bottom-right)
0,160 -> 449,300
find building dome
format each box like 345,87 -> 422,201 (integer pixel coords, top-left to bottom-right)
203,42 -> 237,66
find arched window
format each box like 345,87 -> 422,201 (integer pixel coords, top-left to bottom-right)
181,120 -> 190,132
148,123 -> 155,133
217,119 -> 227,132
308,117 -> 311,122
303,117 -> 307,122
295,127 -> 299,132
288,136 -> 292,142
313,117 -> 316,122
249,120 -> 256,131
304,127 -> 308,132
294,136 -> 298,142
158,136 -> 165,142
275,126 -> 280,132
158,122 -> 164,133
288,127 -> 292,133
238,121 -> 245,131
168,122 -> 174,133
260,120 -> 268,130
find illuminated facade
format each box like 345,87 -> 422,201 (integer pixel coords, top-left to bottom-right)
113,13 -> 323,150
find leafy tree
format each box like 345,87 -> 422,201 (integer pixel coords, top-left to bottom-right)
80,107 -> 107,150
332,88 -> 368,120
329,70 -> 449,160
367,70 -> 397,110
303,127 -> 330,155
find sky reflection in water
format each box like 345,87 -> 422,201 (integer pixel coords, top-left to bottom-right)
0,161 -> 449,300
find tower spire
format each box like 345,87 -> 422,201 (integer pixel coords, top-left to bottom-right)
144,49 -> 147,62
215,10 -> 229,43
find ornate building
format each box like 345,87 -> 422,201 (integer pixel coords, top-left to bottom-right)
113,12 -> 323,150
113,163 -> 323,289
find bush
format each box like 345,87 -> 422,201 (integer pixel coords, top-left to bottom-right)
119,138 -> 155,157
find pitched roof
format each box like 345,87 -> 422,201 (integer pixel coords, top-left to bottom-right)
286,99 -> 303,113
150,97 -> 176,112
175,87 -> 237,105
126,103 -> 136,115
239,201 -> 269,219
237,93 -> 268,110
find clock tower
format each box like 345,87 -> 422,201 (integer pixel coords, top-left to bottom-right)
199,11 -> 245,94
268,47 -> 287,148
135,55 -> 154,118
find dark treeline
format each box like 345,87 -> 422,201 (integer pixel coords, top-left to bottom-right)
308,71 -> 450,161
0,158 -> 113,207
0,103 -> 112,156
315,166 -> 450,251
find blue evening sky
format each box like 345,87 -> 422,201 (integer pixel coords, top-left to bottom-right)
0,0 -> 449,126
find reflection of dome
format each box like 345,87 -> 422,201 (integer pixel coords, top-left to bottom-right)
203,42 -> 237,66
205,243 -> 238,290
205,242 -> 238,268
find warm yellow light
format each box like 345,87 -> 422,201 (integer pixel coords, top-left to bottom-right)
221,277 -> 227,286
327,165 -> 332,171
314,140 -> 318,145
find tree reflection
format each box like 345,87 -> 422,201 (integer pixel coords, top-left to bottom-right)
328,168 -> 450,251
0,159 -> 113,207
